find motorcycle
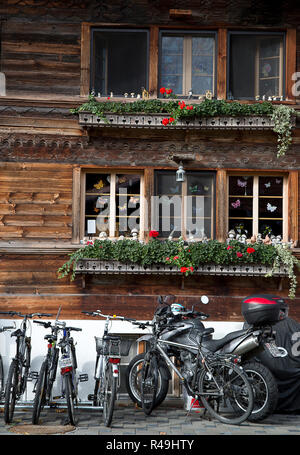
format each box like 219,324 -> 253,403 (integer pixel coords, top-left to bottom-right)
125,294 -> 288,422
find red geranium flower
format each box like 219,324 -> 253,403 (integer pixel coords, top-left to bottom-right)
186,105 -> 194,110
227,245 -> 232,250
162,118 -> 169,126
189,266 -> 194,272
236,252 -> 243,258
149,230 -> 159,238
247,247 -> 256,254
180,266 -> 188,273
173,256 -> 179,260
86,241 -> 94,245
160,87 -> 166,94
166,88 -> 173,95
169,117 -> 175,123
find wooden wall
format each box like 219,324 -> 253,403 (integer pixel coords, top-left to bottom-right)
0,163 -> 73,241
0,0 -> 300,98
0,251 -> 299,322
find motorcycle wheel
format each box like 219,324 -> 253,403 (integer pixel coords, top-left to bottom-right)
125,353 -> 169,408
243,361 -> 278,422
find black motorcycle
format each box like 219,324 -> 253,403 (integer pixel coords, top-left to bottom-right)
125,294 -> 288,422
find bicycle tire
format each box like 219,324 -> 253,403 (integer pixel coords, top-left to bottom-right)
141,351 -> 158,416
103,364 -> 117,427
48,348 -> 59,400
125,353 -> 169,408
65,373 -> 76,426
0,355 -> 4,401
32,360 -> 47,424
4,359 -> 18,424
198,359 -> 254,425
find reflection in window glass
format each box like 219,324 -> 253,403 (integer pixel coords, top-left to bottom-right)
155,171 -> 215,239
160,34 -> 215,96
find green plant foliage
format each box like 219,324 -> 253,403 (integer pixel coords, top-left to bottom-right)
57,238 -> 299,298
71,96 -> 297,157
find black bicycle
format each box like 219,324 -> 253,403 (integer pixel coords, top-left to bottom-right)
32,307 -> 63,424
0,311 -> 52,424
0,324 -> 16,403
57,322 -> 83,426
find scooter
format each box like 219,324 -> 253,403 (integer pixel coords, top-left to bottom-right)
125,294 -> 288,422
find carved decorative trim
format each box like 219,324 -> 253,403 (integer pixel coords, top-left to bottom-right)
79,112 -> 289,130
75,259 -> 288,277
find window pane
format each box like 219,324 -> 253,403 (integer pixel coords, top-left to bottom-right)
92,30 -> 148,96
229,34 -> 283,99
116,174 -> 141,237
156,172 -> 182,237
228,176 -> 253,237
85,173 -> 111,236
258,176 -> 283,238
161,36 -> 183,93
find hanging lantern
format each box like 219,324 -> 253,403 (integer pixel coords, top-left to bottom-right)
176,162 -> 186,182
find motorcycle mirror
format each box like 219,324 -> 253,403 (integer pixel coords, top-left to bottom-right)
158,296 -> 163,305
201,295 -> 209,305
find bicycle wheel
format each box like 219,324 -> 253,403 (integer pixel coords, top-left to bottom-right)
103,364 -> 117,427
141,351 -> 158,416
4,359 -> 18,424
65,373 -> 76,426
32,360 -> 47,424
0,355 -> 4,402
198,359 -> 254,425
125,353 -> 169,408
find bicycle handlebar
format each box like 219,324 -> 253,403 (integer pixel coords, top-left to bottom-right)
0,326 -> 15,332
82,310 -> 137,323
0,311 -> 53,318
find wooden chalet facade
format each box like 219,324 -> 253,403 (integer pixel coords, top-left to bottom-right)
0,0 -> 300,325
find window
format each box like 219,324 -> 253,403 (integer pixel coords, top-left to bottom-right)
83,171 -> 144,238
228,174 -> 287,240
228,32 -> 285,100
159,31 -> 216,96
91,28 -> 149,96
154,171 -> 216,240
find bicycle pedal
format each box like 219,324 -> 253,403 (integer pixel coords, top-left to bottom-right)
79,374 -> 88,382
28,371 -> 39,381
52,396 -> 62,400
87,394 -> 94,401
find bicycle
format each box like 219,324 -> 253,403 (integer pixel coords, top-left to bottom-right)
135,319 -> 254,425
0,324 -> 16,402
0,311 -> 53,424
82,310 -> 134,427
31,307 -> 63,424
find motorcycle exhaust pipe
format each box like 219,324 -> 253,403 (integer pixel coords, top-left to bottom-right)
232,335 -> 260,355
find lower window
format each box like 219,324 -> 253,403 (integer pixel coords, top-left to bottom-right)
154,171 -> 216,240
84,171 -> 144,238
228,174 -> 287,240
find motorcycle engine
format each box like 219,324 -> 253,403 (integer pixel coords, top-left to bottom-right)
180,351 -> 197,383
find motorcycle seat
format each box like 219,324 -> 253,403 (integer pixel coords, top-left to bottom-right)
202,328 -> 249,353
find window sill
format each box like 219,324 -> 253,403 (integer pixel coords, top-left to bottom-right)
78,112 -> 295,130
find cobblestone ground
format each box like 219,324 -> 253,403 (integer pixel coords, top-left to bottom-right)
0,400 -> 300,437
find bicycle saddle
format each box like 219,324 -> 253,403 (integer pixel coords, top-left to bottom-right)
103,335 -> 120,341
11,329 -> 23,337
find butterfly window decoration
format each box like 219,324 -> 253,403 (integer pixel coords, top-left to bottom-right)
237,178 -> 247,195
264,182 -> 271,189
231,199 -> 241,209
94,179 -> 105,190
267,202 -> 277,213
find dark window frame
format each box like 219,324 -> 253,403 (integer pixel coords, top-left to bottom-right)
227,30 -> 286,100
90,27 -> 150,96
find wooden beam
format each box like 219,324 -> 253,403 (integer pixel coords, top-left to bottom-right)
216,169 -> 227,241
285,28 -> 296,101
80,22 -> 91,97
288,170 -> 298,245
149,26 -> 159,97
217,29 -> 227,100
72,166 -> 81,244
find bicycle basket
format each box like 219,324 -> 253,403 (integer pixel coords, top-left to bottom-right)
95,336 -> 134,356
95,336 -> 121,356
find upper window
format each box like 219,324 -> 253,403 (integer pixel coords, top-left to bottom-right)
91,28 -> 149,96
228,32 -> 285,100
154,171 -> 216,240
159,31 -> 216,97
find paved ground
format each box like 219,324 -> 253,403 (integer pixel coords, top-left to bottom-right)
0,398 -> 300,438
